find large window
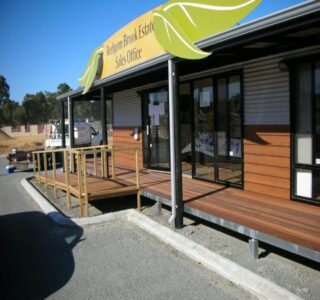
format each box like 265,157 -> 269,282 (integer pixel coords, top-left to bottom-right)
216,75 -> 243,185
194,78 -> 215,181
180,83 -> 192,176
141,72 -> 243,188
293,60 -> 320,203
192,73 -> 243,186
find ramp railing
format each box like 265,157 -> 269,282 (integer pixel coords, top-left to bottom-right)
32,145 -> 140,217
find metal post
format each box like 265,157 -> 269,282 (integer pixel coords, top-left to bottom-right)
249,238 -> 259,260
68,96 -> 75,148
61,101 -> 66,172
155,201 -> 162,216
61,100 -> 66,148
168,59 -> 183,229
101,88 -> 109,177
101,87 -> 107,145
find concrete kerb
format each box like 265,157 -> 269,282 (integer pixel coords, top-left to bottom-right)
127,211 -> 302,300
21,177 -> 301,300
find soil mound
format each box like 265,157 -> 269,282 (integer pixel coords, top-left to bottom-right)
0,129 -> 12,141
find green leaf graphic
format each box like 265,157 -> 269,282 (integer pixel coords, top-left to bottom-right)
154,10 -> 210,59
154,0 -> 262,59
78,45 -> 104,94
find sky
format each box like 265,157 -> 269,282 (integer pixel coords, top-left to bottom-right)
0,0 -> 307,103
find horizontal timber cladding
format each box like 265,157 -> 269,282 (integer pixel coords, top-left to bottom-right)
243,57 -> 289,126
113,127 -> 143,169
244,125 -> 290,200
112,88 -> 143,169
113,89 -> 142,127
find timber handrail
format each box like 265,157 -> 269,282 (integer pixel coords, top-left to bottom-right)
32,145 -> 140,217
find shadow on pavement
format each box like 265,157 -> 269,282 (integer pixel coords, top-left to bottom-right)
0,211 -> 83,299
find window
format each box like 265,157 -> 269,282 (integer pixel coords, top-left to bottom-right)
193,78 -> 214,181
216,75 -> 243,186
141,72 -> 243,188
292,60 -> 320,203
191,73 -> 243,186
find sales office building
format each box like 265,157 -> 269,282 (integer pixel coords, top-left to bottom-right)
58,1 -> 320,262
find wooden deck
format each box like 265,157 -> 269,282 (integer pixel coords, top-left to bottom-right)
113,165 -> 320,259
34,147 -> 320,261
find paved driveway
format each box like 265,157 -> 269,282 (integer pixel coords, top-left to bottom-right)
0,157 -> 252,300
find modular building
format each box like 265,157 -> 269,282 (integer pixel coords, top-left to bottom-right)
57,1 -> 320,262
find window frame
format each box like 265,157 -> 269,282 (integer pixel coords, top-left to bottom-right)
291,58 -> 320,206
189,70 -> 244,188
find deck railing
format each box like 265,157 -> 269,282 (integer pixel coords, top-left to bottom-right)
32,145 -> 140,217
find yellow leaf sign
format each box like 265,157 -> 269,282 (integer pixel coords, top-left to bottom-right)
153,0 -> 262,59
78,45 -> 104,94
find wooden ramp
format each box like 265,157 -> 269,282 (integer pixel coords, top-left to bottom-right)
53,173 -> 139,200
32,146 -> 140,217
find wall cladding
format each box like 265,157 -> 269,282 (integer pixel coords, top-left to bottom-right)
113,127 -> 143,169
244,125 -> 290,200
113,89 -> 142,127
243,56 -> 291,200
112,55 -> 294,198
112,88 -> 143,168
244,57 -> 290,126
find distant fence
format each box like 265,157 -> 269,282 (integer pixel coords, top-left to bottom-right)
1,124 -> 46,137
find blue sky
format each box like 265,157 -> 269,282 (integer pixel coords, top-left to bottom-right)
0,0 -> 306,102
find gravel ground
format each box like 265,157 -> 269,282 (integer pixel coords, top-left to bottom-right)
27,165 -> 320,300
142,204 -> 320,300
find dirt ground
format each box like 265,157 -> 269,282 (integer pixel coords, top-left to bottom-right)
0,131 -> 45,155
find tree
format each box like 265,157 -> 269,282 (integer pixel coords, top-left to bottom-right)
57,83 -> 72,95
1,99 -> 19,125
0,75 -> 10,106
45,83 -> 72,120
22,92 -> 48,124
12,106 -> 26,125
46,91 -> 59,120
0,82 -> 73,126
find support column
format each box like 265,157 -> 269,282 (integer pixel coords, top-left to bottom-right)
155,201 -> 162,216
61,100 -> 66,172
168,59 -> 183,229
61,100 -> 66,148
101,87 -> 109,178
60,101 -> 66,148
249,238 -> 259,260
68,96 -> 75,148
101,87 -> 107,145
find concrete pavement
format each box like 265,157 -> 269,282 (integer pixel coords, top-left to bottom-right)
21,176 -> 301,299
0,157 -> 253,300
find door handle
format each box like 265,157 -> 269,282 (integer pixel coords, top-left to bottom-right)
146,125 -> 150,135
